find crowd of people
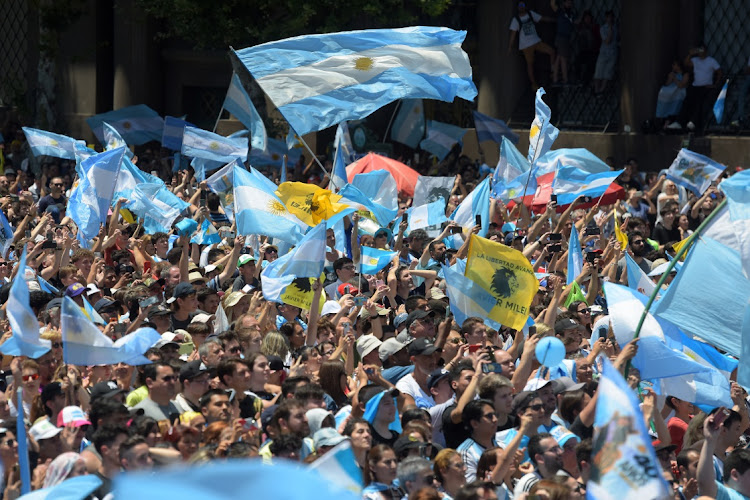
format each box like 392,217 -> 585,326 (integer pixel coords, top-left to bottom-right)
0,111 -> 747,500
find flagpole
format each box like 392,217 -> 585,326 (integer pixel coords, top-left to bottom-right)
382,100 -> 402,143
626,198 -> 727,374
520,119 -> 545,207
296,134 -> 333,182
212,107 -> 224,133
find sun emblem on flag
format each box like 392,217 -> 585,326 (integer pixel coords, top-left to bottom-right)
48,139 -> 59,147
209,141 -> 220,151
368,258 -> 378,265
354,57 -> 374,71
123,121 -> 132,130
267,199 -> 287,216
271,153 -> 280,161
508,188 -> 517,197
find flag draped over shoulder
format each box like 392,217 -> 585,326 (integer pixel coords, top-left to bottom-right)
232,26 -> 477,137
587,357 -> 671,500
465,234 -> 536,330
391,99 -> 425,148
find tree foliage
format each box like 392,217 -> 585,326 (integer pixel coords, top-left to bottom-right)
136,0 -> 452,49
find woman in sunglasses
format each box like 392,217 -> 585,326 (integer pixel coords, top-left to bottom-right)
8,358 -> 41,419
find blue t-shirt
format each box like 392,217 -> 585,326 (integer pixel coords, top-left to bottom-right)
716,481 -> 750,500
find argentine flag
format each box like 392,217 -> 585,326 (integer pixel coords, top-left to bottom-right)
161,116 -> 194,151
181,126 -> 248,164
102,122 -> 134,159
351,170 -> 398,211
223,72 -> 267,151
528,88 -> 559,165
442,264 -> 496,326
665,148 -> 726,196
338,183 -> 398,227
233,163 -> 307,243
473,110 -> 519,145
249,137 -> 301,167
69,148 -> 125,240
407,198 -> 448,231
233,26 -> 477,137
420,120 -> 467,161
86,104 -> 164,145
534,148 -> 611,177
22,127 -> 80,160
113,156 -> 163,201
127,182 -> 190,234
493,136 -> 530,186
391,99 -> 425,149
713,79 -> 729,124
566,225 -> 583,285
359,246 -> 397,275
625,253 -> 657,297
552,166 -> 624,206
449,175 -> 490,238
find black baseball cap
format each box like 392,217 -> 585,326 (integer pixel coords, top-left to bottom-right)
89,380 -> 125,402
179,360 -> 210,383
408,338 -> 438,357
427,368 -> 450,390
405,309 -> 435,329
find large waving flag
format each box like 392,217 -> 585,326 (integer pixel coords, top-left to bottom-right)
407,198 -> 448,231
566,225 -> 583,285
127,182 -> 189,234
233,163 -> 307,243
233,26 -> 477,137
632,337 -> 732,408
275,182 -> 350,226
0,248 -> 51,358
492,168 -> 538,202
68,148 -> 125,240
534,148 -> 611,177
223,73 -> 267,151
443,264 -> 497,326
625,253 -> 656,297
465,234 -> 536,330
61,297 -> 159,365
22,475 -> 102,500
330,127 -> 349,191
191,219 -> 221,245
249,137 -> 301,167
308,440 -> 363,495
261,222 -> 327,302
0,209 -> 15,256
102,122 -> 133,158
113,156 -> 163,200
528,88 -> 559,165
713,79 -> 729,124
114,459 -> 360,500
587,357 -> 670,500
86,104 -> 164,145
665,149 -> 726,196
391,99 -> 425,148
681,333 -> 738,380
161,116 -> 194,151
351,170 -> 398,211
22,127 -> 80,159
413,176 -> 454,208
206,160 -> 237,221
359,246 -> 397,275
449,176 -> 490,237
473,110 -> 519,145
493,136 -> 530,189
419,120 -> 467,161
338,183 -> 398,227
181,126 -> 249,163
552,166 -> 624,206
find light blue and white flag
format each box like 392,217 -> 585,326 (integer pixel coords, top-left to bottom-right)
308,440 -> 363,494
412,176 -> 454,208
351,170 -> 398,211
102,122 -> 133,158
338,183 -> 398,227
126,182 -> 189,234
359,246 -> 397,275
632,336 -> 732,409
261,222 -> 327,302
0,248 -> 51,359
665,148 -> 726,196
279,154 -> 287,185
22,127 -> 80,159
233,163 -> 307,243
335,121 -> 356,164
112,156 -> 163,201
286,127 -> 304,152
391,99 -> 425,148
114,458 -> 360,500
721,169 -> 750,277
61,297 -> 158,365
82,296 -> 107,325
0,209 -> 14,257
191,219 -> 221,245
713,79 -> 729,124
329,126 -> 350,191
587,357 -> 671,500
625,253 -> 656,297
493,136 -> 530,189
492,168 -> 538,202
20,475 -> 102,500
552,166 -> 624,206
473,110 -> 519,145
233,26 -> 477,137
161,116 -> 194,151
449,175 -> 490,238
528,88 -> 559,165
566,225 -> 582,285
419,120 -> 467,161
534,147 -> 611,177
69,148 -> 125,240
443,264 -> 496,326
407,198 -> 448,231
37,275 -> 59,294
86,104 -> 164,145
223,72 -> 267,150
680,333 -> 738,380
181,126 -> 249,164
249,137 -> 301,167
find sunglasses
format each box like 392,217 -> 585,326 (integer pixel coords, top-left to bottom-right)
52,342 -> 61,349
22,373 -> 39,382
1,438 -> 15,447
449,338 -> 465,344
265,249 -> 277,254
160,375 -> 178,382
0,263 -> 7,267
578,308 -> 591,314
52,183 -> 64,187
526,403 -> 545,411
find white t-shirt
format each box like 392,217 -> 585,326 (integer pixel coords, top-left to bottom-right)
509,11 -> 542,50
395,373 -> 435,408
691,56 -> 720,86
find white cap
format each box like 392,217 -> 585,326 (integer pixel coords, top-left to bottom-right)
523,378 -> 553,392
86,283 -> 101,296
204,264 -> 218,273
321,300 -> 342,316
29,419 -> 62,441
191,313 -> 215,325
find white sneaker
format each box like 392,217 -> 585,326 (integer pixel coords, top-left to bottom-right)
686,121 -> 696,130
666,122 -> 682,130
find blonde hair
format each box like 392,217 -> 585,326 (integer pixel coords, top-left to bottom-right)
260,331 -> 289,360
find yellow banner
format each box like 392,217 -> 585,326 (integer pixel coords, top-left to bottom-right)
465,234 -> 537,330
614,209 -> 628,250
281,273 -> 326,312
276,182 -> 349,226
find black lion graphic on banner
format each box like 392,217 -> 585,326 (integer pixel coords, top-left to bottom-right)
490,266 -> 519,299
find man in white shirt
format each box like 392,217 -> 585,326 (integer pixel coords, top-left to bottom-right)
678,45 -> 723,132
508,1 -> 555,90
